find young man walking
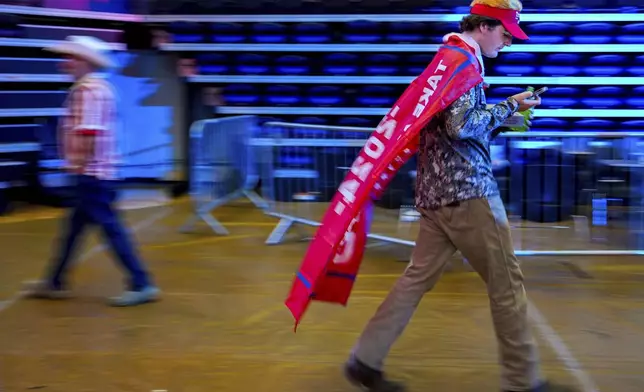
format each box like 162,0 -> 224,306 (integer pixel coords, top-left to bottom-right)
343,1 -> 577,391
24,35 -> 160,307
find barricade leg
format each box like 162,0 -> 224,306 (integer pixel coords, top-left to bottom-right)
181,116 -> 266,235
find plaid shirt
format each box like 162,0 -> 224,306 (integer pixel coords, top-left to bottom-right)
59,73 -> 118,180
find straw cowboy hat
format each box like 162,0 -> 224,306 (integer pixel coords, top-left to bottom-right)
44,35 -> 115,68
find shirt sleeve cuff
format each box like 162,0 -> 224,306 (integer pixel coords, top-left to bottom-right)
506,97 -> 520,113
76,129 -> 100,136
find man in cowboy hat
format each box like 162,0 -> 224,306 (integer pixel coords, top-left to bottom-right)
23,35 -> 160,307
343,1 -> 577,391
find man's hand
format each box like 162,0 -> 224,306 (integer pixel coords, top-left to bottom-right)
510,91 -> 542,112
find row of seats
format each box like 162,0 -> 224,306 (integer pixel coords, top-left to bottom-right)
0,91 -> 67,109
218,84 -> 644,109
150,0 -> 639,14
191,52 -> 644,77
0,19 -> 123,42
17,23 -> 123,42
0,57 -> 62,74
167,21 -> 644,44
4,52 -> 644,78
11,84 -> 644,112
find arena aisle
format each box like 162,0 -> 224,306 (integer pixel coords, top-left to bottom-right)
0,199 -> 643,392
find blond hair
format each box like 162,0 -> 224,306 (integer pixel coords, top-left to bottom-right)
470,0 -> 522,12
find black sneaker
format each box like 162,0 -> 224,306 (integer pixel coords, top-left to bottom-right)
343,357 -> 406,392
503,380 -> 579,392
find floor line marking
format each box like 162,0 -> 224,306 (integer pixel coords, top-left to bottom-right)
143,234 -> 254,250
528,300 -> 600,392
0,207 -> 172,315
240,304 -> 286,326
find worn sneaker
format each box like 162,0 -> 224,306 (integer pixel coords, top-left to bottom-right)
22,280 -> 72,299
503,381 -> 578,392
108,285 -> 161,307
344,357 -> 406,392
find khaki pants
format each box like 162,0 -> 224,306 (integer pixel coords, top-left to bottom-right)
351,196 -> 541,390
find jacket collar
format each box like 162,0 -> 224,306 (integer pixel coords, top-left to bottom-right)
442,33 -> 485,77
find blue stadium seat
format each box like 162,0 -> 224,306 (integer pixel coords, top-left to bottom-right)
428,23 -> 460,44
338,117 -> 371,127
343,20 -> 383,43
574,119 -> 616,132
627,55 -> 644,76
251,22 -> 287,43
570,23 -> 616,44
487,86 -> 524,99
236,53 -> 270,74
364,54 -> 401,76
621,119 -> 644,131
266,85 -> 302,105
626,86 -> 644,108
615,1 -> 641,8
540,54 -> 582,76
586,86 -> 623,97
0,91 -> 67,109
540,87 -> 579,108
406,54 -> 434,75
356,86 -> 396,107
294,23 -> 331,43
582,86 -> 624,109
486,86 -> 523,104
0,58 -> 61,74
386,21 -> 425,43
307,86 -> 345,106
0,124 -> 40,144
523,23 -> 569,44
275,55 -> 310,75
323,53 -> 359,75
617,23 -> 644,44
493,53 -> 538,76
294,116 -> 327,125
584,55 -> 626,76
196,53 -> 230,74
532,118 -> 569,132
0,14 -> 22,38
222,85 -> 260,105
169,22 -> 204,43
210,22 -> 246,43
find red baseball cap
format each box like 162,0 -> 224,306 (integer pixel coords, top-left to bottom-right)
470,4 -> 529,40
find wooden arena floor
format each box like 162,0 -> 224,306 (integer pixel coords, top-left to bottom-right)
1,197 -> 643,392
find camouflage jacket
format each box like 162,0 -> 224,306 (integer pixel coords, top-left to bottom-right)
415,82 -> 519,210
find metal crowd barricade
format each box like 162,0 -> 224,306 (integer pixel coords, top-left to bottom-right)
255,121 -> 644,256
181,115 -> 267,235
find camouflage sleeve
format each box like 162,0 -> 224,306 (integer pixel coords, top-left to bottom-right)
442,85 -> 519,140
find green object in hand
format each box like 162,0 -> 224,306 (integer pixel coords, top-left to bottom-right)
508,86 -> 535,132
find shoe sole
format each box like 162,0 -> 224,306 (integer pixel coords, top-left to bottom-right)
343,364 -> 368,390
108,295 -> 161,307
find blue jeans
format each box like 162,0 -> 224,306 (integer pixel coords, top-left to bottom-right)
48,175 -> 152,291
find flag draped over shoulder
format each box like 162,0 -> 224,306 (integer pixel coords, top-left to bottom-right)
285,37 -> 485,331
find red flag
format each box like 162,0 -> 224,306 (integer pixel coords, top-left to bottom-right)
285,37 -> 485,330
